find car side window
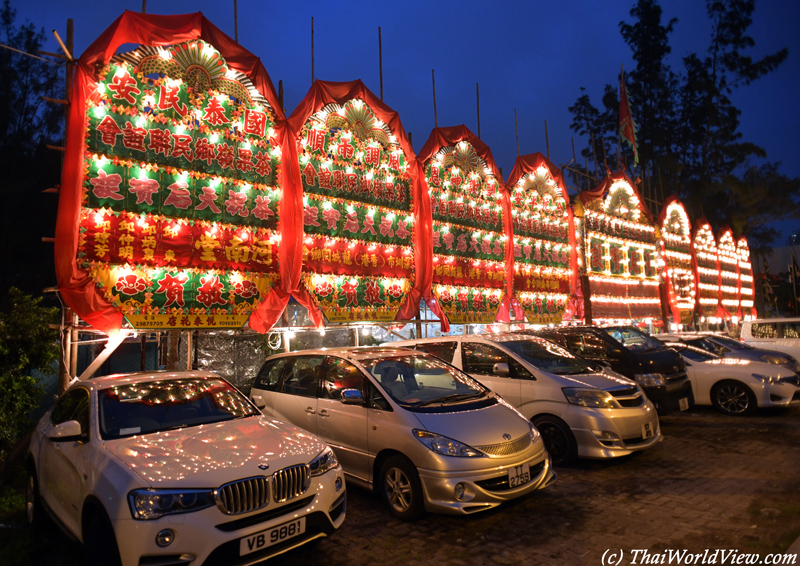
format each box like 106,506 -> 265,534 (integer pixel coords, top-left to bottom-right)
462,342 -> 508,376
566,333 -> 609,358
413,342 -> 457,364
50,387 -> 90,433
751,323 -> 777,339
253,358 -> 289,391
322,357 -> 367,400
279,356 -> 324,398
782,322 -> 800,339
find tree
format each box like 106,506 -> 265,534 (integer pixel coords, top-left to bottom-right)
0,0 -> 64,295
0,288 -> 58,459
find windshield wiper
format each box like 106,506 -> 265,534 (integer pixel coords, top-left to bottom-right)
416,392 -> 484,407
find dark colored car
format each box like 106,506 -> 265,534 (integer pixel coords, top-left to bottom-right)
524,326 -> 694,414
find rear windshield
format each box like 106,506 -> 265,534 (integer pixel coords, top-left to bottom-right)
501,339 -> 598,375
99,377 -> 259,439
605,327 -> 664,352
708,335 -> 751,350
361,354 -> 495,413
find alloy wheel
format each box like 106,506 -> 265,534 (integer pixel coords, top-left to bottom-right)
383,466 -> 413,513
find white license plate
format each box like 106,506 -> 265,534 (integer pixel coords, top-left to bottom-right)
240,517 -> 306,556
678,397 -> 690,411
641,422 -> 655,439
508,463 -> 531,488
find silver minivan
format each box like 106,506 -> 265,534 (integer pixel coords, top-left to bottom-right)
390,334 -> 661,464
741,318 -> 800,361
249,347 -> 555,520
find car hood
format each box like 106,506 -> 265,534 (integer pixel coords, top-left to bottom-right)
629,347 -> 685,374
546,368 -> 637,391
411,401 -> 531,446
698,358 -> 797,377
104,415 -> 326,487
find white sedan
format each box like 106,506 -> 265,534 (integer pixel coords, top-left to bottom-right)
662,342 -> 800,415
27,371 -> 346,566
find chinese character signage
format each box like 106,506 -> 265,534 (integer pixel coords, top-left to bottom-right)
717,228 -> 739,318
736,237 -> 756,319
691,220 -> 721,319
658,197 -> 695,325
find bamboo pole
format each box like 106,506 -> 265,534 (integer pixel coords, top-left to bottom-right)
378,27 -> 383,101
142,0 -> 146,13
432,69 -> 437,128
545,119 -> 550,161
311,17 -> 315,85
476,83 -> 481,138
234,0 -> 239,43
514,109 -> 519,156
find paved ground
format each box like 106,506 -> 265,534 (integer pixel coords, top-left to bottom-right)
11,405 -> 800,565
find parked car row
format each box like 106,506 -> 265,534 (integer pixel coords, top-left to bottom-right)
26,321 -> 800,566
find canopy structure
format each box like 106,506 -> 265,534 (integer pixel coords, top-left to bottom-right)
691,219 -> 723,321
717,227 -> 740,320
286,80 -> 431,326
417,126 -> 511,325
658,196 -> 695,326
505,153 -> 577,325
577,172 -> 662,322
736,237 -> 757,320
55,11 -> 290,335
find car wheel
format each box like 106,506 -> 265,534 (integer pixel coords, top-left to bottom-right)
711,381 -> 756,415
533,415 -> 577,465
379,455 -> 425,521
83,509 -> 122,566
26,464 -> 46,529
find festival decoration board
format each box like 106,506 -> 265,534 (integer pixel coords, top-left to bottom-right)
717,228 -> 740,319
55,13 -> 287,333
578,173 -> 662,321
290,81 -> 418,323
505,154 -> 575,325
418,127 -> 510,324
691,219 -> 723,320
736,237 -> 756,320
658,197 -> 695,326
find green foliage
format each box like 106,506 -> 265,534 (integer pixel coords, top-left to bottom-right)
0,288 -> 58,458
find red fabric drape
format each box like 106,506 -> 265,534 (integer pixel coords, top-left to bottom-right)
417,126 -> 508,329
56,11 -> 285,335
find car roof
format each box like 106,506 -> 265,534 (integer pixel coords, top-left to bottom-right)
85,370 -> 222,390
267,345 -> 419,363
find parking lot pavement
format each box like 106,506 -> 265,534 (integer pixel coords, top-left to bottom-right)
269,406 -> 800,566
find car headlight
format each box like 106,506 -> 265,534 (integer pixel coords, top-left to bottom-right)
413,429 -> 482,457
309,447 -> 339,476
634,373 -> 666,387
753,373 -> 782,384
129,488 -> 215,520
760,355 -> 789,365
528,421 -> 541,443
562,388 -> 617,409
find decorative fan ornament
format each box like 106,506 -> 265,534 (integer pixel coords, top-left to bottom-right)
436,143 -> 485,178
523,168 -> 561,202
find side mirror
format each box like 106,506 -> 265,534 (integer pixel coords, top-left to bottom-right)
341,389 -> 364,405
493,362 -> 510,377
251,395 -> 266,409
49,420 -> 83,442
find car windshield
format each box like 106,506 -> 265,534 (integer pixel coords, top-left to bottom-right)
98,377 -> 259,439
605,326 -> 664,352
709,335 -> 752,350
362,354 -> 491,411
501,339 -> 597,375
668,343 -> 720,362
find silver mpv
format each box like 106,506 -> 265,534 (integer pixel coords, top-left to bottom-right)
250,347 -> 555,520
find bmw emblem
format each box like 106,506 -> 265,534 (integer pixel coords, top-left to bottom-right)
258,463 -> 269,470
502,433 -> 512,440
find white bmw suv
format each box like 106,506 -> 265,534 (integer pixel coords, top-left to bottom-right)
26,371 -> 346,566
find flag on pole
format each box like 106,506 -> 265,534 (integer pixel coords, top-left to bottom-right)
619,65 -> 639,165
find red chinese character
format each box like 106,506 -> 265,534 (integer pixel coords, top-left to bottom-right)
163,181 -> 191,209
336,140 -> 354,159
379,216 -> 394,237
107,70 -> 141,104
361,215 -> 377,236
128,177 -> 159,205
430,165 -> 441,187
344,211 -> 359,233
197,275 -> 226,307
196,185 -> 221,213
346,173 -> 358,193
451,174 -> 462,188
396,220 -> 410,240
318,167 -> 332,189
457,234 -> 468,252
253,195 -> 274,220
243,109 -> 267,138
341,280 -> 358,306
472,292 -> 484,311
89,169 -> 123,201
364,147 -> 381,167
171,134 -> 193,161
96,115 -> 122,146
443,232 -> 455,250
305,128 -> 326,152
224,190 -> 249,217
216,143 -> 235,169
236,148 -> 254,173
332,170 -> 345,190
157,84 -> 187,116
122,122 -> 147,152
194,138 -> 216,165
202,97 -> 229,126
364,280 -> 383,305
304,204 -> 320,226
388,153 -> 400,170
156,272 -> 188,307
322,208 -> 340,230
302,163 -> 317,187
253,152 -> 272,177
148,128 -> 172,156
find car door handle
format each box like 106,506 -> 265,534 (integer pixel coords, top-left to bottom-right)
305,407 -> 316,414
318,409 -> 330,418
